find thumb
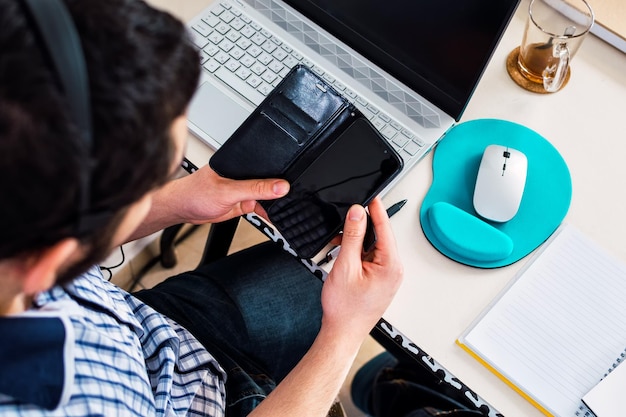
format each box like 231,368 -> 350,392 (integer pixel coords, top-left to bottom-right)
227,178 -> 290,202
339,205 -> 367,258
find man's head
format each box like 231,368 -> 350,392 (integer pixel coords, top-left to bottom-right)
0,0 -> 200,284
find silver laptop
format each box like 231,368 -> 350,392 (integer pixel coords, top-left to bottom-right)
186,0 -> 520,189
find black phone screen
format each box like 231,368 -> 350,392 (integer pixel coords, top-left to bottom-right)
266,118 -> 403,258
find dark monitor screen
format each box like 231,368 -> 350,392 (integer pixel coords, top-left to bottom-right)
283,0 -> 520,120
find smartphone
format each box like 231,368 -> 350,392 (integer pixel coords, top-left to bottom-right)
264,117 -> 403,259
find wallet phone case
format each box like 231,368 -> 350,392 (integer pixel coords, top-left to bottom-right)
210,65 -> 403,258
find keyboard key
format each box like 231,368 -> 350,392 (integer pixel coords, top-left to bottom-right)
356,96 -> 368,107
202,14 -> 221,28
208,32 -> 223,45
220,10 -> 235,23
412,136 -> 426,147
203,59 -> 220,73
257,52 -> 273,66
392,134 -> 410,148
366,104 -> 379,115
211,5 -> 225,16
261,70 -> 278,84
344,88 -> 356,99
200,51 -> 210,64
203,43 -> 220,57
283,55 -> 299,68
279,67 -> 290,78
381,125 -> 399,140
241,25 -> 256,38
333,81 -> 346,91
235,67 -> 251,80
246,75 -> 262,88
268,60 -> 285,74
226,30 -> 241,42
371,117 -> 386,131
250,63 -> 266,76
322,73 -> 335,84
225,59 -> 241,72
272,48 -> 289,61
250,32 -> 266,46
362,105 -> 377,119
236,37 -> 252,50
218,39 -> 235,52
401,129 -> 414,140
190,31 -> 209,49
230,17 -> 245,31
214,51 -> 230,64
215,22 -> 231,35
214,67 -> 265,105
379,113 -> 391,123
404,140 -> 423,156
239,54 -> 255,68
229,47 -> 245,60
248,45 -> 263,58
258,82 -> 273,96
261,40 -> 277,54
192,22 -> 212,37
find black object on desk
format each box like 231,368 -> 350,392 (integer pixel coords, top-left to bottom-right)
209,65 -> 403,259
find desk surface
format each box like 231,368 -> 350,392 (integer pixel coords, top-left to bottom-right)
150,0 -> 626,415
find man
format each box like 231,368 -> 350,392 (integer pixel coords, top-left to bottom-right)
0,0 -> 403,416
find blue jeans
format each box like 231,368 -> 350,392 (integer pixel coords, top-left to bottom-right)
134,241 -> 323,416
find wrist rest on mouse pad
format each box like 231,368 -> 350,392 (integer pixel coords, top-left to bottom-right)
420,119 -> 571,268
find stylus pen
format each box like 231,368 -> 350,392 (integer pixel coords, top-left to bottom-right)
318,199 -> 408,265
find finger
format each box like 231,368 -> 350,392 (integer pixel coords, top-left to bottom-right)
367,197 -> 398,259
225,178 -> 290,204
338,205 -> 367,259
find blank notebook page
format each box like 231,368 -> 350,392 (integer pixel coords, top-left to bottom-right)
461,225 -> 626,416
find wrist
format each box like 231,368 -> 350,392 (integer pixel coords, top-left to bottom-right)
318,316 -> 372,356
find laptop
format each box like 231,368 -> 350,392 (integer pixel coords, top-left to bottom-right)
186,0 -> 520,190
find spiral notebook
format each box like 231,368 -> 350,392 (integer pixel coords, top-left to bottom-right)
582,358 -> 626,417
456,224 -> 626,417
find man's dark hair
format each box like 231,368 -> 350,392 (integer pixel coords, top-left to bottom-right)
0,0 -> 200,277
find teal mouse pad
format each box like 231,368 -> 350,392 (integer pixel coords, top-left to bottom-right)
420,119 -> 571,268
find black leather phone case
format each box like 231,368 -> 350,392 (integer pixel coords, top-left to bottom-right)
210,65 -> 402,258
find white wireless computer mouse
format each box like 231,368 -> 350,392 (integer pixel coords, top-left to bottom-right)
473,144 -> 528,223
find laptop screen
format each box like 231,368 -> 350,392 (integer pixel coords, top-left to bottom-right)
283,0 -> 520,121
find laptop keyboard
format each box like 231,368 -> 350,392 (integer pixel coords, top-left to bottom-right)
188,1 -> 426,163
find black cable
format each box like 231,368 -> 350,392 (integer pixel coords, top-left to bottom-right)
99,245 -> 125,281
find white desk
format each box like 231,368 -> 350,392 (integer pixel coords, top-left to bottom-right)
379,2 -> 626,416
151,0 -> 626,415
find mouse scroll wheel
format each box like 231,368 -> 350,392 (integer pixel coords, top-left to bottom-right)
503,151 -> 511,158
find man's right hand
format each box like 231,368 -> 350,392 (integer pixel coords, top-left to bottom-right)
320,197 -> 404,339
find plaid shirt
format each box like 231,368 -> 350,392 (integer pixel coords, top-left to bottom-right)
0,267 -> 226,416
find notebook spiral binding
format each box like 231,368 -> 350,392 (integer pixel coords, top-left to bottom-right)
576,350 -> 626,417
